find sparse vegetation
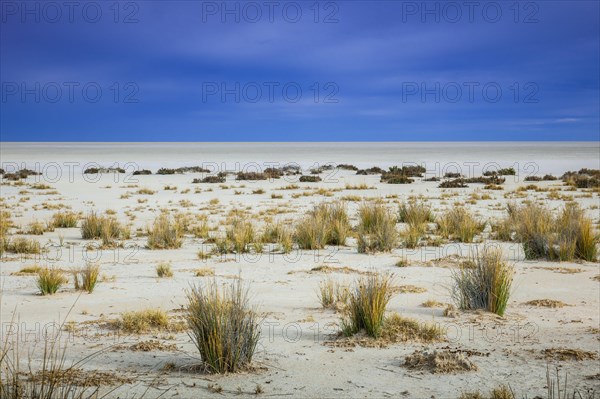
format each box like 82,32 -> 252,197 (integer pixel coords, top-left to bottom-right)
37,267 -> 66,295
52,211 -> 79,228
356,202 -> 397,253
186,279 -> 260,373
437,207 -> 485,243
72,263 -> 100,293
498,202 -> 598,261
147,213 -> 184,249
341,273 -> 394,338
295,202 -> 351,249
118,309 -> 170,333
81,212 -> 125,246
156,262 -> 173,278
451,248 -> 514,316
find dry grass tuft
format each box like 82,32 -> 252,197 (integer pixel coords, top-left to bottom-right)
186,279 -> 260,373
393,285 -> 427,294
341,273 -> 394,338
404,349 -> 477,373
356,202 -> 398,253
195,268 -> 215,277
37,267 -> 66,295
52,211 -> 79,228
524,299 -> 568,308
147,212 -> 183,249
317,278 -> 350,310
294,202 -> 351,249
117,309 -> 170,333
71,263 -> 100,293
451,248 -> 514,316
156,262 -> 173,278
437,207 -> 485,243
542,348 -> 598,361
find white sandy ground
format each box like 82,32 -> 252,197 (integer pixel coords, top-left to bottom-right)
0,168 -> 599,398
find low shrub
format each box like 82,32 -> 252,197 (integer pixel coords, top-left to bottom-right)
118,309 -> 169,333
398,200 -> 434,225
299,175 -> 322,183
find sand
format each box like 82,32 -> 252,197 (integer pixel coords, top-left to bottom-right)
1,153 -> 599,398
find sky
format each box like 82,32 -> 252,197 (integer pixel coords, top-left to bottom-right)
0,0 -> 599,141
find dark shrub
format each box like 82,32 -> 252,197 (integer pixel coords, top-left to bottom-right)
356,166 -> 384,175
299,175 -> 322,182
438,179 -> 467,188
236,172 -> 267,181
444,172 -> 462,178
133,169 -> 152,175
193,175 -> 226,184
337,164 -> 358,171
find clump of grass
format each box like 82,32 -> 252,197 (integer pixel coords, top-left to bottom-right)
26,220 -> 47,235
401,223 -> 426,249
226,218 -> 256,253
404,349 -> 477,374
451,248 -> 514,316
295,202 -> 351,249
437,207 -> 485,243
37,267 -> 66,295
398,200 -> 434,225
341,273 -> 394,338
356,202 -> 397,253
81,212 -> 124,246
147,213 -> 184,249
156,262 -> 173,278
186,279 -> 260,373
52,211 -> 79,228
118,309 -> 169,333
262,223 -> 293,253
4,237 -> 41,254
317,278 -> 349,309
499,202 -> 598,262
72,263 -> 100,293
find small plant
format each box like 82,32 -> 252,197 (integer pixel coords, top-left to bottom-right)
401,223 -> 426,249
71,262 -> 100,293
341,273 -> 394,338
37,267 -> 65,295
26,220 -> 46,235
225,218 -> 256,253
356,202 -> 398,253
398,200 -> 434,225
317,278 -> 349,309
186,279 -> 260,373
262,223 -> 293,253
156,262 -> 173,278
4,237 -> 41,254
147,212 -> 184,249
52,211 -> 79,228
118,309 -> 170,333
437,207 -> 485,243
81,212 -> 123,245
451,248 -> 514,316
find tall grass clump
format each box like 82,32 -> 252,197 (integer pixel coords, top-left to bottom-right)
81,211 -> 124,246
317,278 -> 349,309
262,223 -> 293,253
398,200 -> 434,225
437,207 -> 485,243
156,262 -> 173,278
356,202 -> 397,253
71,263 -> 100,293
37,267 -> 66,295
341,273 -> 394,338
401,223 -> 426,249
500,202 -> 598,262
147,212 -> 184,249
294,202 -> 351,249
451,249 -> 514,316
186,279 -> 260,373
226,218 -> 256,253
52,211 -> 79,228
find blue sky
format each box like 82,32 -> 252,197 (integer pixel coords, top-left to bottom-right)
1,0 -> 599,141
